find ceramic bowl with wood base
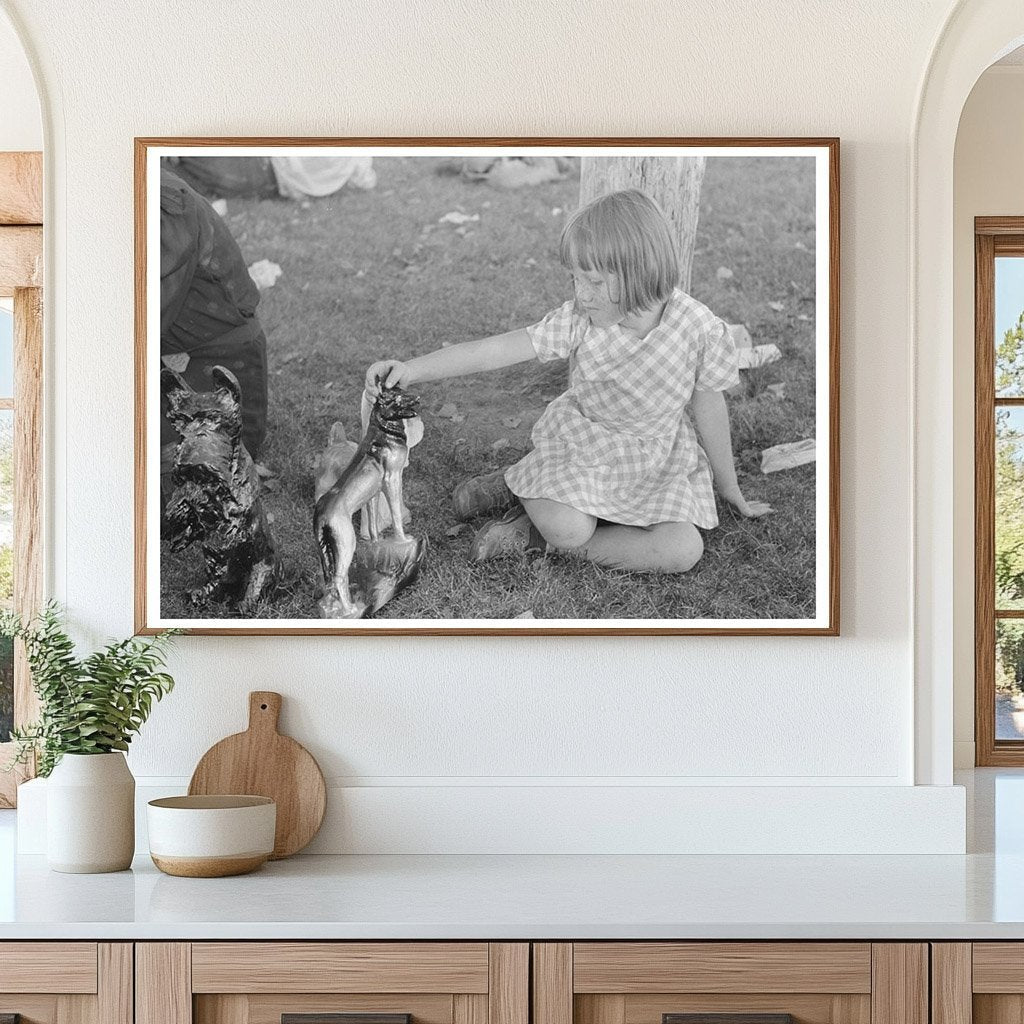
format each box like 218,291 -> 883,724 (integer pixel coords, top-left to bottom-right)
147,795 -> 276,877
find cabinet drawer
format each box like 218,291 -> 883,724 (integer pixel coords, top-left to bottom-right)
973,944 -> 1024,992
534,943 -> 926,1024
0,943 -> 130,1024
572,944 -> 872,994
139,942 -> 528,1024
0,942 -> 98,993
191,943 -> 490,993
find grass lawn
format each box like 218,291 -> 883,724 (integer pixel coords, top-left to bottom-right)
160,155 -> 819,621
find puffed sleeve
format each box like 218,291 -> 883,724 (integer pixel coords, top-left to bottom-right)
694,317 -> 740,392
526,300 -> 580,362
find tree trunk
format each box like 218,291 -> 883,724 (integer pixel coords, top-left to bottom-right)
579,156 -> 705,294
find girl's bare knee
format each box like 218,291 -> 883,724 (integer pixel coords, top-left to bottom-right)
661,524 -> 703,573
541,520 -> 597,550
522,498 -> 596,550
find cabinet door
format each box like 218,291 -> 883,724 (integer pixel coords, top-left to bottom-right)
137,943 -> 528,1024
943,942 -> 1024,1024
533,944 -> 928,1024
0,943 -> 131,1024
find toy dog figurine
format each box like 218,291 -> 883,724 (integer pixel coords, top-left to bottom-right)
162,365 -> 280,614
314,382 -> 426,618
313,420 -> 410,537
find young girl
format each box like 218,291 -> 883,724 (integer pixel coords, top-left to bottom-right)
365,188 -> 770,574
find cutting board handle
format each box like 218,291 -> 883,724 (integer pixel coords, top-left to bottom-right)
248,691 -> 282,734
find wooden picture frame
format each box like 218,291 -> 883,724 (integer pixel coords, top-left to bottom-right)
135,137 -> 839,636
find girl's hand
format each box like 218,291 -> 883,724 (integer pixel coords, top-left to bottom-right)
365,359 -> 413,394
721,487 -> 773,519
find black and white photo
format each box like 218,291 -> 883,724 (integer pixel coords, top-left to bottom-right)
136,140 -> 838,634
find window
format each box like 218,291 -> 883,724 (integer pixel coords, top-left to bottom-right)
976,218 -> 1024,764
0,151 -> 43,806
0,301 -> 13,745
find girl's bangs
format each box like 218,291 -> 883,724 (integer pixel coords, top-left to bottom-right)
559,219 -> 611,272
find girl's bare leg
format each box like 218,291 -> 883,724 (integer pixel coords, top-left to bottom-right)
576,520 -> 703,573
519,497 -> 597,548
521,497 -> 703,574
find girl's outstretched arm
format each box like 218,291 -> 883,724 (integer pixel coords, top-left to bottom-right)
366,329 -> 536,392
691,389 -> 773,519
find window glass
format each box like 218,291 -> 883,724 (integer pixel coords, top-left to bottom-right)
0,306 -> 12,399
996,407 -> 1024,610
996,257 -> 1024,397
997,620 -> 1024,740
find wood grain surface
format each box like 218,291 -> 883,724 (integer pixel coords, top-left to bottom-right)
0,943 -> 97,993
576,995 -> 626,1024
98,945 -> 133,1024
625,995 -> 868,1024
534,944 -> 573,1024
976,230 -> 998,765
191,942 -> 489,994
972,943 -> 1024,992
0,226 -> 41,296
453,995 -> 487,1024
489,944 -> 529,1024
136,943 -> 192,1024
972,994 -> 1024,1024
0,153 -> 42,225
238,998 -> 451,1024
0,152 -> 43,806
188,691 -> 326,858
13,286 -> 42,722
870,945 -> 927,1024
573,943 -> 871,994
931,944 -> 971,1024
282,1015 -> 410,1024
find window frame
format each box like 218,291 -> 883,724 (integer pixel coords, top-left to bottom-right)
975,217 -> 1024,765
0,151 -> 43,807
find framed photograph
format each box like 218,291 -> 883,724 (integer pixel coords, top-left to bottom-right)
135,137 -> 838,635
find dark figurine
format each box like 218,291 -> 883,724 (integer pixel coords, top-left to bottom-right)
162,365 -> 280,614
314,383 -> 426,619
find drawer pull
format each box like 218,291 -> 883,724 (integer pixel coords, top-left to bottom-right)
283,1016 -> 411,1024
664,1016 -> 794,1024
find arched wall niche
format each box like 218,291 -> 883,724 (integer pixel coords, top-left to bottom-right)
914,0 -> 1024,784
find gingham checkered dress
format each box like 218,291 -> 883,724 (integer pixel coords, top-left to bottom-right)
504,288 -> 740,529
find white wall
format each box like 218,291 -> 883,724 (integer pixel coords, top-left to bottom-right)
0,0 -> 974,852
952,66 -> 1024,767
0,8 -> 40,151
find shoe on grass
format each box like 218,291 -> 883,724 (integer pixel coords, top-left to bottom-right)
452,468 -> 516,521
470,506 -> 545,562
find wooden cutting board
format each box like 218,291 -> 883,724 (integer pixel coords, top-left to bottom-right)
188,691 -> 326,859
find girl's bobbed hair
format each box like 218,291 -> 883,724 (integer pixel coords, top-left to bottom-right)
559,188 -> 680,315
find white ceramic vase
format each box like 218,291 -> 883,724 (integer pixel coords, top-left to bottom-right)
46,752 -> 135,873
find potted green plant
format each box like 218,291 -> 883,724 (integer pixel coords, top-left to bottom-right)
2,603 -> 179,873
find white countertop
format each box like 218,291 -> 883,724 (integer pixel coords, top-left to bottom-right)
0,849 -> 1020,941
1,768 -> 1022,941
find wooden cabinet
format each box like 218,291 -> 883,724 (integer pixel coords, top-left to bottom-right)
136,944 -> 528,1024
0,943 -> 132,1024
532,943 -> 928,1024
932,943 -> 1024,1024
0,938 -> 954,1024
